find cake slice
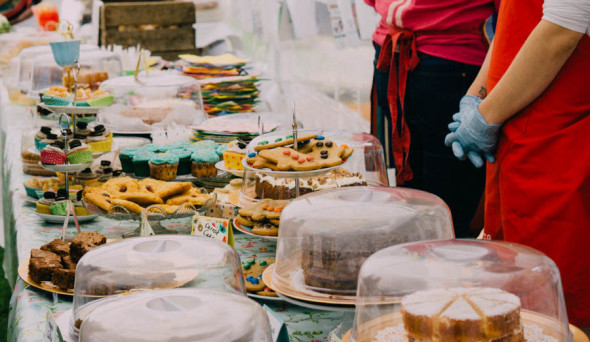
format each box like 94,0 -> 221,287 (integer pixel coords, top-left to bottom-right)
28,249 -> 62,283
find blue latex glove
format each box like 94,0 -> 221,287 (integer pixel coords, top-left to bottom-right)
448,95 -> 482,132
444,101 -> 502,168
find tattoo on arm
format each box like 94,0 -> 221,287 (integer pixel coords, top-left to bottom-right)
479,86 -> 487,99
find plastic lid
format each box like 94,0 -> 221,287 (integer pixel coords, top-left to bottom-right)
79,288 -> 272,342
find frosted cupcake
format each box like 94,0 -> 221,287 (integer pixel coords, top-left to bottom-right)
119,147 -> 139,173
36,191 -> 56,214
40,141 -> 67,165
76,122 -> 92,138
169,148 -> 192,175
149,154 -> 180,180
86,125 -> 112,153
67,140 -> 93,164
191,149 -> 219,178
132,152 -> 157,177
35,126 -> 54,151
222,140 -> 247,170
50,189 -> 69,216
74,190 -> 91,216
40,133 -> 60,150
76,168 -> 98,184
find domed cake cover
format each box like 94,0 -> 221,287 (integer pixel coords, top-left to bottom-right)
78,288 -> 272,342
73,235 -> 244,322
272,186 -> 454,300
240,130 -> 389,205
352,239 -> 570,342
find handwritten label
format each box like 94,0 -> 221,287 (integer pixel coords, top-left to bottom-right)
263,305 -> 290,342
191,215 -> 234,247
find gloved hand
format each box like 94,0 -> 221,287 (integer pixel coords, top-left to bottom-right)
448,95 -> 482,132
444,100 -> 502,168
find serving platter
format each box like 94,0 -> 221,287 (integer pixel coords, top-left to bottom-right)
232,217 -> 278,241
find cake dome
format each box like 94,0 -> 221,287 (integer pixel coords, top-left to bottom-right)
73,235 -> 244,333
78,288 -> 272,342
270,186 -> 454,303
97,72 -> 206,132
239,130 -> 389,207
350,239 -> 572,342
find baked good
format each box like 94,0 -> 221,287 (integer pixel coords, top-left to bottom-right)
22,150 -> 55,176
236,199 -> 288,237
35,126 -> 55,151
118,147 -> 138,173
63,70 -> 108,91
41,239 -> 70,257
51,268 -> 76,290
76,121 -> 91,137
169,148 -> 192,175
254,168 -> 366,200
111,199 -> 143,214
254,134 -> 317,151
149,154 -> 179,181
132,152 -> 157,177
66,140 -> 93,164
36,191 -> 56,214
61,255 -> 77,270
191,149 -> 219,178
243,258 -> 277,296
223,140 -> 247,170
138,178 -> 191,199
165,186 -> 210,206
75,168 -> 98,184
251,223 -> 279,236
50,190 -> 69,216
400,287 -> 523,342
40,141 -> 67,165
28,249 -> 62,283
70,231 -> 107,262
86,125 -> 112,153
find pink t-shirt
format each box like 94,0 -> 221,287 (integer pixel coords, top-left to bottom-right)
365,0 -> 500,65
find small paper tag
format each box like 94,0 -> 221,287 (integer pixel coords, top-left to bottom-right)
263,305 -> 290,342
191,214 -> 234,247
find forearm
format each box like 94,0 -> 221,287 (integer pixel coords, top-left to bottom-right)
479,20 -> 583,125
467,40 -> 494,99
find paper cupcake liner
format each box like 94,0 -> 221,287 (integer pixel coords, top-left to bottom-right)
75,206 -> 91,216
67,149 -> 93,164
86,94 -> 114,107
42,95 -> 72,106
36,202 -> 52,214
34,137 -> 48,152
149,161 -> 179,181
222,151 -> 245,170
40,150 -> 67,165
24,185 -> 41,198
191,162 -> 217,178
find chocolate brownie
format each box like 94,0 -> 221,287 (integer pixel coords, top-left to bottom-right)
70,231 -> 106,262
40,239 -> 70,257
28,249 -> 62,283
61,255 -> 77,270
51,268 -> 76,290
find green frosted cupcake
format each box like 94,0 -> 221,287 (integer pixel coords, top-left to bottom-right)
132,152 -> 157,177
149,154 -> 180,180
169,148 -> 192,175
66,140 -> 93,164
119,147 -> 139,173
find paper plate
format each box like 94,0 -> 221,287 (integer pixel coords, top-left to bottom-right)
19,257 -> 74,296
34,212 -> 98,223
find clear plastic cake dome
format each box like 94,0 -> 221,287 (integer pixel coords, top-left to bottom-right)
96,72 -> 206,132
240,129 -> 389,207
271,187 -> 454,303
73,235 -> 244,329
78,288 -> 272,342
15,44 -> 99,91
28,49 -> 123,97
350,239 -> 572,342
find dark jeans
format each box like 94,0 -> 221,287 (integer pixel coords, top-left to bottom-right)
373,44 -> 485,238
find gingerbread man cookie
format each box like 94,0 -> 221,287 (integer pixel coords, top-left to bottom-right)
243,258 -> 275,295
246,152 -> 279,170
258,147 -> 322,171
308,138 -> 346,168
239,199 -> 288,222
254,134 -> 317,152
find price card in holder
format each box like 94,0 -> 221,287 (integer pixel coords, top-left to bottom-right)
263,305 -> 290,342
191,215 -> 234,247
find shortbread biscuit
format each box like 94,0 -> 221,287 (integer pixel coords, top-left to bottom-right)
111,198 -> 143,214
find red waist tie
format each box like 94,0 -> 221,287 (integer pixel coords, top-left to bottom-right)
375,27 -> 419,186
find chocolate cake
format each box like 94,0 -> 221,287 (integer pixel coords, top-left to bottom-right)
255,168 -> 366,200
29,249 -> 62,283
41,239 -> 70,257
401,287 -> 523,342
70,231 -> 107,262
61,255 -> 77,270
51,268 -> 76,290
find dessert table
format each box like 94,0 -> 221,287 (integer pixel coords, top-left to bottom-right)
1,102 -> 344,341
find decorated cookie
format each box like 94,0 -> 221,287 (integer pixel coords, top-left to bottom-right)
243,258 -> 275,293
258,147 -> 322,171
246,152 -> 279,170
236,215 -> 256,227
238,199 -> 289,222
254,134 -> 318,152
252,222 -> 279,236
104,177 -> 140,195
165,186 -> 210,206
308,139 -> 346,168
83,189 -> 112,212
341,144 -> 354,159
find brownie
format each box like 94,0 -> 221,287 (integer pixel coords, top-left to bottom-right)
70,231 -> 107,262
61,255 -> 77,270
28,249 -> 62,283
40,239 -> 70,257
51,268 -> 76,290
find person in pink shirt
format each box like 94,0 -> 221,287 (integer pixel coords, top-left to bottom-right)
366,0 -> 500,237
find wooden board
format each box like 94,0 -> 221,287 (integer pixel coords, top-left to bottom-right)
100,1 -> 195,27
102,27 -> 195,52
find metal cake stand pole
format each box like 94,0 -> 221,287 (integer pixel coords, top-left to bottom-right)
292,103 -> 300,197
58,113 -> 71,193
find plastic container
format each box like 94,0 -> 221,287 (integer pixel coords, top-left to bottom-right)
351,239 -> 572,342
72,235 -> 245,331
78,288 -> 272,342
270,187 -> 454,302
240,130 -> 389,207
97,72 -> 206,132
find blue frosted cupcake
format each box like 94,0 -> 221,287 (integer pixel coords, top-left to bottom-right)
149,154 -> 180,180
191,149 -> 219,178
132,152 -> 157,177
119,147 -> 139,173
169,148 -> 192,175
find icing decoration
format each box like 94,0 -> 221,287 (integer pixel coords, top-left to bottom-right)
282,150 -> 290,155
306,156 -> 314,161
248,152 -> 257,158
316,135 -> 325,140
274,138 -> 282,142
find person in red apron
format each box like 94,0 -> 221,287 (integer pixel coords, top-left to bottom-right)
445,0 -> 590,327
365,0 -> 500,238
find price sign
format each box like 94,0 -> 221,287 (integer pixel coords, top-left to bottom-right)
191,215 -> 234,247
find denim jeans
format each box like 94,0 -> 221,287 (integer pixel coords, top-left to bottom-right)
373,44 -> 485,237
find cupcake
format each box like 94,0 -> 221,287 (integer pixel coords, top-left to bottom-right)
40,133 -> 60,151
97,160 -> 112,175
67,140 -> 93,164
112,170 -> 125,177
98,168 -> 113,182
170,141 -> 192,150
76,122 -> 91,137
216,143 -> 227,157
132,152 -> 156,177
169,148 -> 192,175
87,130 -> 111,153
36,191 -> 56,214
137,144 -> 161,154
191,149 -> 219,178
35,126 -> 54,151
74,190 -> 91,216
222,140 -> 247,170
76,168 -> 98,184
50,189 -> 69,216
149,154 -> 180,181
119,147 -> 139,173
94,124 -> 112,140
40,141 -> 67,165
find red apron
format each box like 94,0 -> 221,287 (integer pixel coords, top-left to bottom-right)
483,0 -> 590,326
